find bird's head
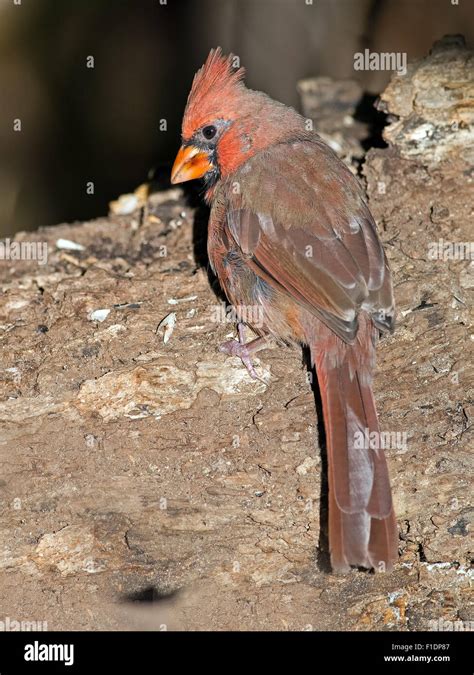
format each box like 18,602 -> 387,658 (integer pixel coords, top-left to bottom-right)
171,48 -> 306,190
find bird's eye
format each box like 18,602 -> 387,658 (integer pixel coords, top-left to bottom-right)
202,125 -> 217,140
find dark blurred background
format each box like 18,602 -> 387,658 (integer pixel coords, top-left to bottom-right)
0,0 -> 472,235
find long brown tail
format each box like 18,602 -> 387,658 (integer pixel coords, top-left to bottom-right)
313,336 -> 398,573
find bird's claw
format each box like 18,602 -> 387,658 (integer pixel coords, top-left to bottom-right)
219,339 -> 266,382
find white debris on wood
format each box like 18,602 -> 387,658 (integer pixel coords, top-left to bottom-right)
88,309 -> 111,322
56,238 -> 85,251
167,296 -> 197,305
109,183 -> 149,215
157,312 -> 177,344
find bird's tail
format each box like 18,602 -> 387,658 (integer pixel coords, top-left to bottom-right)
312,331 -> 398,573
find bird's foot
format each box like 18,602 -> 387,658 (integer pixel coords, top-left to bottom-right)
219,339 -> 262,380
219,324 -> 267,382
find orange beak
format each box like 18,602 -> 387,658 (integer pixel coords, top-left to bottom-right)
170,145 -> 213,184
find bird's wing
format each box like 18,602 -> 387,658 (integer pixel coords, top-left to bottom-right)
223,139 -> 394,342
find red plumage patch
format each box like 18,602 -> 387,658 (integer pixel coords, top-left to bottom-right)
182,47 -> 245,140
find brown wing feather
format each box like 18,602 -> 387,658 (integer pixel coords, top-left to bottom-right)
221,139 -> 394,342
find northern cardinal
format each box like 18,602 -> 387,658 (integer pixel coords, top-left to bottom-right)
171,48 -> 398,572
